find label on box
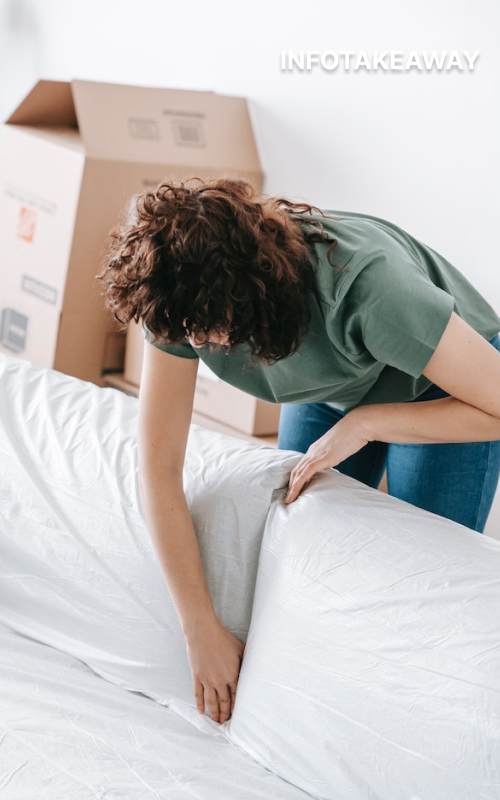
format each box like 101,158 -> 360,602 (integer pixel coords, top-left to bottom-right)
141,177 -> 163,188
21,275 -> 58,305
17,207 -> 37,243
5,184 -> 57,215
0,308 -> 28,353
162,109 -> 206,148
128,117 -> 160,141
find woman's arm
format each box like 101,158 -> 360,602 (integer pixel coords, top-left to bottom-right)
285,313 -> 500,503
357,312 -> 500,445
357,395 -> 500,446
138,340 -> 244,723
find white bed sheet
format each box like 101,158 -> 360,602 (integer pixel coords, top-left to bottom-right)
2,355 -> 500,799
0,623 -> 310,800
0,355 -> 300,731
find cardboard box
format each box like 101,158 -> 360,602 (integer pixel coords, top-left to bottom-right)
0,78 -> 263,385
125,320 -> 281,436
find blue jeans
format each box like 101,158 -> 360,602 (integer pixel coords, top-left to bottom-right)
277,332 -> 500,533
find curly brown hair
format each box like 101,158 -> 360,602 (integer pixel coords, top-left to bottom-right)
97,176 -> 342,364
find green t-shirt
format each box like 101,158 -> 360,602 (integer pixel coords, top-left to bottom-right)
142,209 -> 500,412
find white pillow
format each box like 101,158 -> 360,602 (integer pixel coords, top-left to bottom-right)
0,356 -> 300,731
228,470 -> 500,799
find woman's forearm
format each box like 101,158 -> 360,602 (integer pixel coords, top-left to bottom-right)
139,470 -> 218,639
358,396 -> 500,445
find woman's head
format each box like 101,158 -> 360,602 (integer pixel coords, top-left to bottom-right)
98,177 -> 339,364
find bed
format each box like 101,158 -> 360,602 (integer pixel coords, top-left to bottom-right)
1,355 -> 499,799
0,623 -> 309,799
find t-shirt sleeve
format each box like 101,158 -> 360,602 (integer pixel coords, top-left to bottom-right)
141,320 -> 199,359
345,252 -> 456,378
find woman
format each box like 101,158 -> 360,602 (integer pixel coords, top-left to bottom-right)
99,177 -> 500,726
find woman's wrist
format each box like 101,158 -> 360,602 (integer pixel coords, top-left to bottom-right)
348,404 -> 380,442
182,607 -> 220,641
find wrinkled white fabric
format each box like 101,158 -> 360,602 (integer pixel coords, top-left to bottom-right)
229,472 -> 500,800
0,356 -> 300,731
2,355 -> 500,800
0,624 -> 310,799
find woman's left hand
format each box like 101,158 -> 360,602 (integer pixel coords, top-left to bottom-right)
284,408 -> 375,504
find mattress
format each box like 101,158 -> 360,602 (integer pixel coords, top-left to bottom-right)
229,471 -> 500,799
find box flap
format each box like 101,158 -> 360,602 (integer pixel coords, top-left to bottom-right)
70,79 -> 262,171
5,80 -> 77,127
5,79 -> 262,174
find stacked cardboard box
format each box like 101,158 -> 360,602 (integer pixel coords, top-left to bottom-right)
0,78 -> 263,388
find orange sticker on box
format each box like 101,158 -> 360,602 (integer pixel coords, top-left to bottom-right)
17,207 -> 37,243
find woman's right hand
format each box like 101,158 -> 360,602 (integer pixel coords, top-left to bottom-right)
185,616 -> 245,724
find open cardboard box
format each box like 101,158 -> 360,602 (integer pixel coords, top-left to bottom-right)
0,78 -> 263,385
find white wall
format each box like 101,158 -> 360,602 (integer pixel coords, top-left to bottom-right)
0,0 -> 43,116
2,0 -> 500,534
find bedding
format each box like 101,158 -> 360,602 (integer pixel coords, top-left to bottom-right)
229,470 -> 500,799
2,354 -> 500,800
0,355 -> 300,731
0,623 -> 310,799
